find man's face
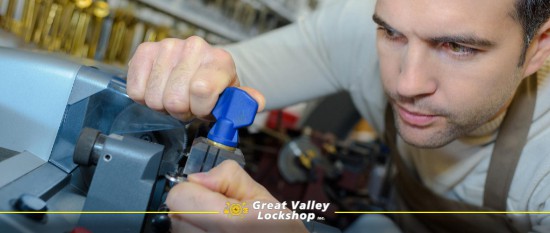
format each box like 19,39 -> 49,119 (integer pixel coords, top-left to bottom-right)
375,0 -> 527,148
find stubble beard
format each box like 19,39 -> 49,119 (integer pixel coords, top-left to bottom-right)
393,105 -> 496,148
391,79 -> 519,149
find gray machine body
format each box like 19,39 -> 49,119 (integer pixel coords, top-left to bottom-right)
0,47 -> 182,233
78,134 -> 163,233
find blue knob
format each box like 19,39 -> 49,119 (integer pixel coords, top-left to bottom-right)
207,87 -> 258,148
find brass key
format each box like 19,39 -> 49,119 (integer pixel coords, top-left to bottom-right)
21,0 -> 37,42
70,10 -> 89,56
32,0 -> 53,44
69,0 -> 91,56
40,0 -> 62,48
54,0 -> 74,51
3,0 -> 19,31
72,0 -> 89,9
44,0 -> 63,51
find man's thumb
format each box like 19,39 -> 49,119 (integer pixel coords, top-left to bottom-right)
187,160 -> 270,201
238,86 -> 266,112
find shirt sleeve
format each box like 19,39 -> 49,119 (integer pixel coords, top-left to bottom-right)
224,0 -> 385,133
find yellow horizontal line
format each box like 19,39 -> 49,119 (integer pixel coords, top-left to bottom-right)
335,211 -> 550,214
0,211 -> 219,214
6,211 -> 549,215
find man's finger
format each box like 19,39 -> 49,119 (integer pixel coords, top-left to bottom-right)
166,181 -> 235,232
144,39 -> 185,111
127,42 -> 159,104
161,37 -> 205,120
188,47 -> 238,118
187,160 -> 272,201
188,67 -> 235,118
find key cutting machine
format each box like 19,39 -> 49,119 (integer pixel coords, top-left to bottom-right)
0,46 -> 258,233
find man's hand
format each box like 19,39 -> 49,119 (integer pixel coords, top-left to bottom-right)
127,37 -> 265,121
166,160 -> 309,233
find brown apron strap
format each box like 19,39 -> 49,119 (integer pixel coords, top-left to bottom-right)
483,74 -> 538,210
385,108 -> 516,233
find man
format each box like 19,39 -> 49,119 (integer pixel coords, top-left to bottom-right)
127,0 -> 550,232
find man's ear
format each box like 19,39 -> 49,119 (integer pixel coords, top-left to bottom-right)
524,18 -> 550,76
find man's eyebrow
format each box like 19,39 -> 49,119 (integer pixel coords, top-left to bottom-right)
372,13 -> 495,48
430,35 -> 496,48
372,14 -> 397,32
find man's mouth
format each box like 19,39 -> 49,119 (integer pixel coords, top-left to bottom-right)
396,105 -> 439,127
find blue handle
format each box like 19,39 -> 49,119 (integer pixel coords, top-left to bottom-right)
207,87 -> 258,148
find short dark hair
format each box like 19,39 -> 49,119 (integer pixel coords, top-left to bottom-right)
513,0 -> 550,65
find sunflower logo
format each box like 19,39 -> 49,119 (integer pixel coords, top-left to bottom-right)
224,202 -> 249,218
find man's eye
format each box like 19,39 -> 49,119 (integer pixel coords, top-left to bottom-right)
377,27 -> 403,41
443,42 -> 477,56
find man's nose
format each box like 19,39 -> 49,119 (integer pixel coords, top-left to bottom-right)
396,44 -> 437,99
